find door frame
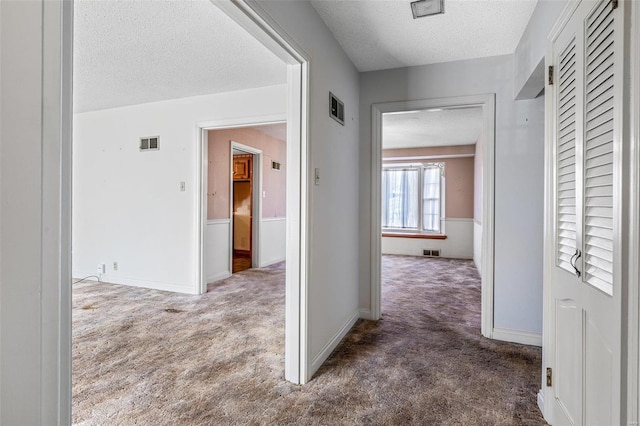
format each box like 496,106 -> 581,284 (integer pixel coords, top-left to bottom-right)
370,94 -> 496,338
230,142 -> 262,270
203,0 -> 311,384
197,115 -> 284,292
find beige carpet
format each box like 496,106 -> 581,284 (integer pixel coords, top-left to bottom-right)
72,256 -> 545,425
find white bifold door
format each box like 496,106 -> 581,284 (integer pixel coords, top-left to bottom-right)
547,0 -> 626,424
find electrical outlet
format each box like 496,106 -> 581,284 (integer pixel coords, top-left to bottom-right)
113,261 -> 118,271
97,263 -> 106,275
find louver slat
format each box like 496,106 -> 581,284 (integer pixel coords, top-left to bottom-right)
583,0 -> 615,295
556,40 -> 578,274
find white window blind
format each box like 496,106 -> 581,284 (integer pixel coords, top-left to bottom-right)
583,0 -> 615,295
381,168 -> 420,229
556,39 -> 578,274
422,166 -> 441,233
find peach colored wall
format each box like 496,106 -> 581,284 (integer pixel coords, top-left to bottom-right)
474,135 -> 484,222
382,147 -> 475,219
208,127 -> 286,220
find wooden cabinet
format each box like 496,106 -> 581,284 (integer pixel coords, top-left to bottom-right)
233,155 -> 252,181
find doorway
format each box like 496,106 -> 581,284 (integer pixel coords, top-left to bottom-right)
370,95 -> 496,338
232,151 -> 255,273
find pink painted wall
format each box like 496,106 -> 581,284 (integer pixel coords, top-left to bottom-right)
382,146 -> 475,219
208,126 -> 286,220
474,135 -> 484,223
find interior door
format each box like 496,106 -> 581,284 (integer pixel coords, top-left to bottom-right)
549,0 -> 623,424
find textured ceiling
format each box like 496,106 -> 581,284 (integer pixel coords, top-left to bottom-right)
383,107 -> 483,149
73,0 -> 287,113
309,0 -> 538,72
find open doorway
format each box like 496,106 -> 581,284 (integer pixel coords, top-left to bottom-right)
379,106 -> 482,320
231,149 -> 256,273
69,1 -> 310,422
370,95 -> 496,337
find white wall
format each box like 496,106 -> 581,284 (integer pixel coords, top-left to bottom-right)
258,1 -> 361,375
359,55 -> 545,336
73,85 -> 286,294
260,218 -> 286,266
382,219 -> 474,258
514,0 -> 568,100
207,217 -> 285,283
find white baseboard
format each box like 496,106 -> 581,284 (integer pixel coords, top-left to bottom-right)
537,389 -> 544,415
73,271 -> 197,295
492,327 -> 542,347
207,271 -> 231,284
259,257 -> 285,268
359,308 -> 373,320
310,308 -> 360,376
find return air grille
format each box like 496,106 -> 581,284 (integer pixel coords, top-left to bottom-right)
140,136 -> 159,151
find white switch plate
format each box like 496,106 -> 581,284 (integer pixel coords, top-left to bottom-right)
314,168 -> 320,185
180,181 -> 186,192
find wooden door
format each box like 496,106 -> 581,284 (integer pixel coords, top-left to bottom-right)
548,0 -> 624,424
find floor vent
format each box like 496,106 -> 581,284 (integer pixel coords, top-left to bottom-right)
423,249 -> 441,257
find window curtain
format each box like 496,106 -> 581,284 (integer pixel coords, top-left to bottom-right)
381,168 -> 419,229
422,166 -> 441,232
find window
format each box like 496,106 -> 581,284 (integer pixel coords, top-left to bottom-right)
382,163 -> 444,233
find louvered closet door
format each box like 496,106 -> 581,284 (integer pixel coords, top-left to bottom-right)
549,0 -> 624,425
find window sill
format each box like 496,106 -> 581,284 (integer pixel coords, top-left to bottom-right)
382,232 -> 447,240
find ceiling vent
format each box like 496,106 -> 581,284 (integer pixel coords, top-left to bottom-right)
140,136 -> 159,151
329,92 -> 345,126
411,0 -> 445,19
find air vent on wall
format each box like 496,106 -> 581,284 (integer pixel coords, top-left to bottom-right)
329,92 -> 344,125
271,161 -> 281,171
423,249 -> 441,257
140,136 -> 159,151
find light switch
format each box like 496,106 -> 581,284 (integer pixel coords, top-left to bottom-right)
180,181 -> 186,192
314,168 -> 320,186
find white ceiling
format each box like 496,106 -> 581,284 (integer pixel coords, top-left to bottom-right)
73,0 -> 287,113
382,107 -> 483,149
309,0 -> 538,72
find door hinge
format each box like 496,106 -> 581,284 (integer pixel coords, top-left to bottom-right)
546,367 -> 552,387
612,0 -> 618,10
548,66 -> 554,85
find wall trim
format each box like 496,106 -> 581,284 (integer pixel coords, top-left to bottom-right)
443,217 -> 474,222
359,308 -> 373,320
260,258 -> 285,268
73,271 -> 198,295
384,153 -> 474,161
492,327 -> 542,347
537,390 -> 544,415
208,271 -> 231,283
203,0 -> 312,384
261,217 -> 286,222
310,308 -> 360,376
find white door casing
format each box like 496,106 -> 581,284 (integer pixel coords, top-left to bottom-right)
544,0 -> 627,423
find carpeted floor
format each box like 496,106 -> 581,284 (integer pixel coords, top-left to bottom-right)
72,255 -> 546,425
